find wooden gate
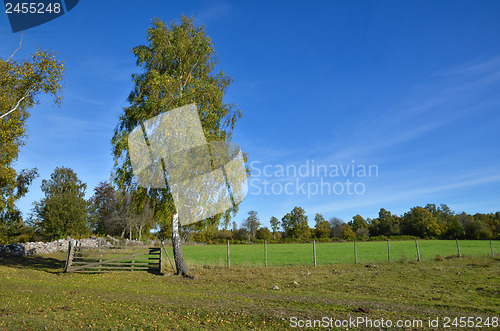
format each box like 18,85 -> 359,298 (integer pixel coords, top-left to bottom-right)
64,241 -> 162,273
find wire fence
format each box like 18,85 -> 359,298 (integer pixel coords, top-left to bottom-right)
160,239 -> 499,268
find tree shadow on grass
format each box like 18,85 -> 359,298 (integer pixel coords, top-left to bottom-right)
0,255 -> 65,273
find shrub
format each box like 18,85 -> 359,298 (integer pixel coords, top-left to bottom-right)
388,235 -> 419,241
370,235 -> 388,241
255,227 -> 272,241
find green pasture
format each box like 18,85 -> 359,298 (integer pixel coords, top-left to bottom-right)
0,253 -> 498,330
160,240 -> 499,268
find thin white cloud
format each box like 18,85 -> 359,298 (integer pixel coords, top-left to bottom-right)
69,55 -> 136,84
64,90 -> 109,107
308,56 -> 500,164
433,56 -> 500,77
196,2 -> 232,23
314,171 -> 500,215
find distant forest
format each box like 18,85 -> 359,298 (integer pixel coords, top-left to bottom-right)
1,166 -> 498,244
195,205 -> 500,244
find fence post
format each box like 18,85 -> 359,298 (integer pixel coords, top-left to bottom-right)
313,241 -> 317,266
387,240 -> 391,262
227,241 -> 230,269
158,247 -> 163,274
456,239 -> 461,258
264,241 -> 267,267
64,240 -> 74,272
97,239 -> 102,272
490,239 -> 494,257
354,241 -> 357,264
415,240 -> 421,262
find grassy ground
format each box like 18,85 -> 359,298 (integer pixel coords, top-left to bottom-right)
169,240 -> 499,267
0,252 -> 498,330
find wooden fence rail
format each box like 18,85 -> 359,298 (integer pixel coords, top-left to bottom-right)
65,242 -> 162,273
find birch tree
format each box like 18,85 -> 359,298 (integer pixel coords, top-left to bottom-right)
112,16 -> 242,277
0,36 -> 64,232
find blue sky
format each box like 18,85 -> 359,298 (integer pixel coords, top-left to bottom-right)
2,0 -> 500,228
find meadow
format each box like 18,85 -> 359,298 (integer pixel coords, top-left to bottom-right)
0,240 -> 498,330
166,240 -> 499,268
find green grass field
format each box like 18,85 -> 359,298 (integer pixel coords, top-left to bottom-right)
161,240 -> 499,268
1,240 -> 499,330
0,252 -> 499,330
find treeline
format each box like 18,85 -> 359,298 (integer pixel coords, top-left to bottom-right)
181,205 -> 500,244
0,166 -> 156,244
1,167 -> 499,245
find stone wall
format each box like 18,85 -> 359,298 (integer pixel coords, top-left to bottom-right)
0,236 -> 145,256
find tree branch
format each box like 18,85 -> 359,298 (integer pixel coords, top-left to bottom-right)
0,86 -> 32,119
6,32 -> 23,63
181,58 -> 200,93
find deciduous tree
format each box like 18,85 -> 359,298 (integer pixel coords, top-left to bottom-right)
89,181 -> 120,235
242,210 -> 260,241
329,217 -> 344,239
402,206 -> 442,238
314,213 -> 330,239
255,227 -> 272,241
282,206 -> 310,240
341,224 -> 356,240
111,16 -> 242,277
32,167 -> 88,239
269,216 -> 280,239
0,37 -> 64,233
349,214 -> 368,232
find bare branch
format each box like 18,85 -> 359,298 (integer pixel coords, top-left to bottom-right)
6,32 -> 23,63
0,86 -> 32,119
181,58 -> 200,92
